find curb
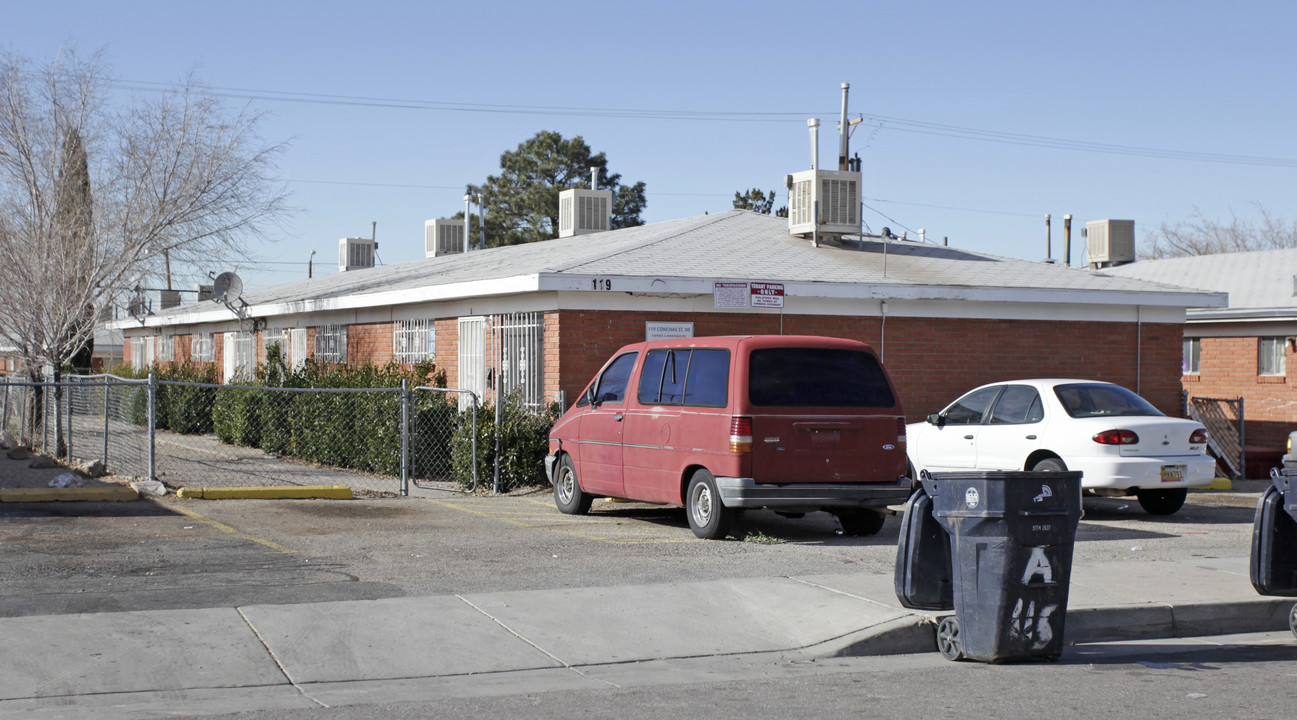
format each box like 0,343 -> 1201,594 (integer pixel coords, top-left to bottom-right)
0,486 -> 140,502
827,598 -> 1295,658
175,486 -> 354,499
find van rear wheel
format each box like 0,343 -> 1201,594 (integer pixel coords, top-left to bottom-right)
686,469 -> 734,540
553,456 -> 592,515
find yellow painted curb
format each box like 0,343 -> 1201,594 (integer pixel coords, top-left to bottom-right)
1206,477 -> 1233,491
0,486 -> 140,502
176,486 -> 354,500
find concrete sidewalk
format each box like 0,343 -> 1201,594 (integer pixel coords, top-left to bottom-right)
1,556 -> 1292,718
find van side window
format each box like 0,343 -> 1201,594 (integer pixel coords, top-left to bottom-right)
682,349 -> 729,407
594,352 -> 638,405
637,349 -> 668,404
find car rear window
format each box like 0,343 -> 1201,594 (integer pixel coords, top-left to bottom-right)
748,348 -> 895,407
1052,383 -> 1163,418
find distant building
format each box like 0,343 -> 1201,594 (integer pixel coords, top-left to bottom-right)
1105,248 -> 1297,473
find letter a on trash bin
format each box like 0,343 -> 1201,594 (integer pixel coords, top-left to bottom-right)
1021,547 -> 1054,585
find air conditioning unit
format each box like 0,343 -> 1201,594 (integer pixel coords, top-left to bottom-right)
425,219 -> 465,257
1085,219 -> 1136,267
339,236 -> 376,271
158,290 -> 182,310
787,169 -> 862,236
558,188 -> 613,238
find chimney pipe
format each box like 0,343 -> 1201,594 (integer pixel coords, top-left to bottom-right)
591,167 -> 599,189
807,119 -> 820,170
1063,214 -> 1072,266
464,194 -> 472,252
1044,214 -> 1054,263
838,83 -> 850,171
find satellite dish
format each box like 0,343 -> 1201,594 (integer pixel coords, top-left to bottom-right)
212,272 -> 243,304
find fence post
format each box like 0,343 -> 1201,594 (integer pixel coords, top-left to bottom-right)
400,379 -> 410,496
2,379 -> 9,431
471,394 -> 478,492
102,375 -> 110,469
493,393 -> 501,495
19,384 -> 28,446
64,379 -> 72,461
148,372 -> 157,482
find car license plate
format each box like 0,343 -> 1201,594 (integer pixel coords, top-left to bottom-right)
1160,464 -> 1186,483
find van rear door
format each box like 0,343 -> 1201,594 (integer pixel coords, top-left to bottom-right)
745,346 -> 905,484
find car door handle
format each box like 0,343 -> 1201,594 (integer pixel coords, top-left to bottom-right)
1025,435 -> 1037,440
964,435 -> 974,440
614,414 -> 623,422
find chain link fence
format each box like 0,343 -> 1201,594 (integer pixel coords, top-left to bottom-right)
0,375 -> 560,496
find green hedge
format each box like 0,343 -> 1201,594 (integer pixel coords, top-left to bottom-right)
451,393 -> 560,492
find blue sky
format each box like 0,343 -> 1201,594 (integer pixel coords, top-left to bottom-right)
10,0 -> 1296,290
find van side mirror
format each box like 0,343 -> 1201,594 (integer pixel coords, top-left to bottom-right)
585,386 -> 600,408
926,413 -> 944,427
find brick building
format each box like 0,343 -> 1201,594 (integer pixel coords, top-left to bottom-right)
1106,248 -> 1297,467
113,210 -> 1223,421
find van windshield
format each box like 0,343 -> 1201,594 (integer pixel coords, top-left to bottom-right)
749,348 -> 895,408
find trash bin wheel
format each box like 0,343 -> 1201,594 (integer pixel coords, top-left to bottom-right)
1289,603 -> 1297,640
936,616 -> 964,661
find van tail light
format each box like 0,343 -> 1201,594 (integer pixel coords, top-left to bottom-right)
1189,428 -> 1208,445
730,416 -> 753,453
1093,429 -> 1139,445
897,417 -> 907,444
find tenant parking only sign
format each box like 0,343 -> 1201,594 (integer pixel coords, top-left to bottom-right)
750,282 -> 785,308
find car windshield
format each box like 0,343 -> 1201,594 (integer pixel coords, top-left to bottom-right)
749,348 -> 895,407
1052,383 -> 1164,418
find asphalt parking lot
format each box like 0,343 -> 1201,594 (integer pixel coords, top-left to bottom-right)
0,482 -> 1262,619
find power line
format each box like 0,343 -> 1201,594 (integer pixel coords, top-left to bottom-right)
114,79 -> 1297,168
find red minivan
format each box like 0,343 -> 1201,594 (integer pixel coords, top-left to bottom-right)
544,335 -> 910,539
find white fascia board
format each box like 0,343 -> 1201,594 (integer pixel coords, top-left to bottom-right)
1187,307 -> 1297,323
538,273 -> 1226,309
256,274 -> 543,317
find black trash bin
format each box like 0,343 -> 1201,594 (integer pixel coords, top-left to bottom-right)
895,486 -> 954,611
1250,467 -> 1297,639
913,470 -> 1083,663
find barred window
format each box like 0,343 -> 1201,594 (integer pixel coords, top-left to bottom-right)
130,337 -> 146,370
191,333 -> 214,362
156,336 -> 175,363
233,333 -> 257,379
1260,337 -> 1286,377
315,324 -> 347,363
394,319 -> 436,364
263,327 -> 290,366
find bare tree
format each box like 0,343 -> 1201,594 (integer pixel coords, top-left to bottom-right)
0,48 -> 287,452
1141,204 -> 1297,259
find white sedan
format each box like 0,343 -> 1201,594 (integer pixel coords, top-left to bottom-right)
906,379 -> 1216,515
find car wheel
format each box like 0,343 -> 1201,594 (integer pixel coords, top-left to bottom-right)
837,509 -> 887,536
1289,603 -> 1297,640
686,469 -> 734,540
1031,457 -> 1067,473
936,616 -> 963,661
1137,487 -> 1187,515
553,455 -> 592,515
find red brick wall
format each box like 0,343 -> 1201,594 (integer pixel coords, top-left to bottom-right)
546,310 -> 1186,422
1185,336 -> 1296,450
345,322 -> 394,366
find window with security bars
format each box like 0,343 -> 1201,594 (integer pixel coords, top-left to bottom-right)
191,334 -> 214,362
1259,337 -> 1286,377
157,336 -> 175,363
233,333 -> 257,379
130,337 -> 146,369
497,311 -> 544,411
315,324 -> 347,363
394,319 -> 436,364
263,328 -> 290,365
